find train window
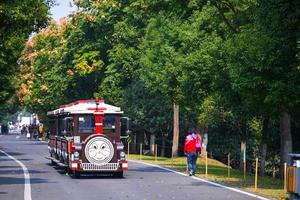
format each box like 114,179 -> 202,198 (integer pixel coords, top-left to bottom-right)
103,115 -> 115,134
62,117 -> 73,136
59,117 -> 65,136
49,118 -> 56,135
78,115 -> 95,134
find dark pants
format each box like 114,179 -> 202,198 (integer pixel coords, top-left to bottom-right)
186,152 -> 198,174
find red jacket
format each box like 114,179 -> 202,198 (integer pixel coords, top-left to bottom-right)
184,134 -> 201,153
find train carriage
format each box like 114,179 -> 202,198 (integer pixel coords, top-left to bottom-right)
47,99 -> 131,178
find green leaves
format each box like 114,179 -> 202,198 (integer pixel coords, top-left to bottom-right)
13,0 -> 300,164
0,0 -> 51,106
73,50 -> 104,75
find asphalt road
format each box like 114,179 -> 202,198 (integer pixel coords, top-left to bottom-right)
0,133 -> 270,200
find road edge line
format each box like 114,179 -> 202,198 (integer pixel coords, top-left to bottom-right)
130,160 -> 270,200
0,149 -> 32,200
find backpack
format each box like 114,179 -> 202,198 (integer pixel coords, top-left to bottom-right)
195,134 -> 202,153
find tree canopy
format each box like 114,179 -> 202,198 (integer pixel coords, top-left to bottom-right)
9,0 -> 300,177
0,0 -> 52,122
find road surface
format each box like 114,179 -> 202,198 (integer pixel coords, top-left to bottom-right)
0,134 -> 270,200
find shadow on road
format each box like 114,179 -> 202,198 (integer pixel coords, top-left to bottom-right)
73,174 -> 126,179
129,166 -> 170,173
0,192 -> 8,194
0,169 -> 48,175
24,142 -> 47,146
0,151 -> 33,163
0,151 -> 25,156
190,181 -> 220,188
0,158 -> 33,162
0,177 -> 51,185
0,166 -> 19,169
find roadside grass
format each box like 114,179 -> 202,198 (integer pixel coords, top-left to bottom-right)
129,154 -> 287,200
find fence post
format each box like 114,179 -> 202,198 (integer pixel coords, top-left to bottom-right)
206,153 -> 208,178
127,142 -> 130,160
284,162 -> 287,191
140,143 -> 142,160
155,144 -> 157,163
255,157 -> 258,191
228,153 -> 230,178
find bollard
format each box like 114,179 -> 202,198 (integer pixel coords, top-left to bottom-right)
228,153 -> 230,178
140,143 -> 142,160
284,162 -> 287,191
155,144 -> 157,163
255,158 -> 258,191
127,142 -> 130,160
206,153 -> 208,178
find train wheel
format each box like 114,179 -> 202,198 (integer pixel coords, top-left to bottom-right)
50,159 -> 56,165
49,154 -> 56,166
72,170 -> 81,179
289,193 -> 300,200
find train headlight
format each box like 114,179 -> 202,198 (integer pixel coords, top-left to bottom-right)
120,151 -> 126,160
74,152 -> 80,161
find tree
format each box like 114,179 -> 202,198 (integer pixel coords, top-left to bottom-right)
16,0 -> 300,177
0,0 -> 52,106
224,0 -> 300,176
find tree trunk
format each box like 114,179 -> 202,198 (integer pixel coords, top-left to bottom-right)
240,140 -> 246,171
239,122 -> 247,171
260,144 -> 267,176
260,118 -> 269,176
150,134 -> 155,155
132,134 -> 137,154
161,134 -> 166,157
280,111 -> 292,178
172,103 -> 179,157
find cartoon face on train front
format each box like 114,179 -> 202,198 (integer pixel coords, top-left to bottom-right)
85,137 -> 114,164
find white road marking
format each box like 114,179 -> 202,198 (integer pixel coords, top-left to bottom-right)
130,160 -> 270,200
0,149 -> 32,200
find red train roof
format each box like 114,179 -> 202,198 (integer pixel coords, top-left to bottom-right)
47,99 -> 123,116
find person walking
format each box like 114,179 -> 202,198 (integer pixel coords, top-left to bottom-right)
28,125 -> 33,139
38,123 -> 43,138
25,125 -> 30,140
184,129 -> 202,176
